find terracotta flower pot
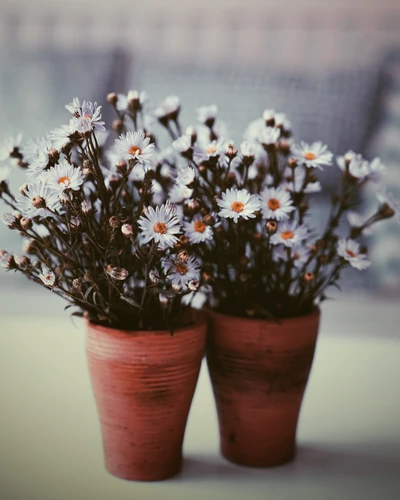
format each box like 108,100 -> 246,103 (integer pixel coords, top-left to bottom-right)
206,308 -> 320,467
85,311 -> 206,481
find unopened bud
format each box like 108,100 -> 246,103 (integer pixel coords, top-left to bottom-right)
81,200 -> 92,215
203,214 -> 215,226
31,196 -> 46,209
179,235 -> 189,247
266,221 -> 278,234
225,142 -> 238,160
378,202 -> 395,220
107,92 -> 118,106
121,223 -> 134,237
48,148 -> 60,164
303,272 -> 314,282
116,160 -> 127,174
188,280 -> 200,292
177,250 -> 189,263
20,217 -> 32,230
14,255 -> 30,268
105,264 -> 129,281
112,119 -> 124,134
109,216 -> 120,229
288,158 -> 297,169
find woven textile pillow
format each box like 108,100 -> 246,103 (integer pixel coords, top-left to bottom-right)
366,51 -> 400,291
131,59 -> 382,164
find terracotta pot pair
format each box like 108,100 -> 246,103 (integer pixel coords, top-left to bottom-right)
86,307 -> 320,481
85,311 -> 206,482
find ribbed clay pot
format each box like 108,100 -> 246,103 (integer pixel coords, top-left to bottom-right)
206,308 -> 320,467
85,312 -> 206,481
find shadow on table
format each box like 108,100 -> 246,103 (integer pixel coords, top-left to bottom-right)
176,442 -> 400,482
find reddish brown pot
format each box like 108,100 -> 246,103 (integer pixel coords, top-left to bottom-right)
85,312 -> 206,481
206,308 -> 320,467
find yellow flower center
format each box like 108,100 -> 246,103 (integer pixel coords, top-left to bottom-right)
83,114 -> 92,119
193,221 -> 206,233
58,176 -> 71,186
206,145 -> 217,154
304,152 -> 316,161
268,198 -> 280,210
45,274 -> 52,281
231,201 -> 244,213
176,263 -> 188,275
129,145 -> 142,156
154,222 -> 167,234
281,230 -> 294,240
346,249 -> 356,258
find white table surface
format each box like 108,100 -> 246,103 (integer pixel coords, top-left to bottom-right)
0,293 -> 400,500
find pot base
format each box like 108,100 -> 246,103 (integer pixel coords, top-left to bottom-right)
104,455 -> 183,482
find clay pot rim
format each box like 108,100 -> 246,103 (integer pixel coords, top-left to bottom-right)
207,306 -> 320,326
86,309 -> 206,338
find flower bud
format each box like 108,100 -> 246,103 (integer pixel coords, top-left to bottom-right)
121,223 -> 134,237
378,202 -> 395,220
1,212 -> 19,229
20,217 -> 32,231
149,270 -> 160,283
303,272 -> 314,282
112,119 -> 124,134
188,280 -> 200,292
203,214 -> 215,226
81,200 -> 92,215
107,92 -> 118,106
202,271 -> 212,283
19,183 -> 29,196
225,142 -> 238,160
179,235 -> 190,247
109,216 -> 120,229
172,283 -> 182,293
31,196 -> 46,209
177,250 -> 189,263
116,160 -> 127,174
48,148 -> 60,165
14,255 -> 30,269
72,278 -> 83,291
105,264 -> 129,281
266,221 -> 278,234
288,158 -> 297,169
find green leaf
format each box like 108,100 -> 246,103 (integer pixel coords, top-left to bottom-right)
120,295 -> 140,308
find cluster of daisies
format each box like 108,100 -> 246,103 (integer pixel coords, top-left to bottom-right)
0,92 -> 398,325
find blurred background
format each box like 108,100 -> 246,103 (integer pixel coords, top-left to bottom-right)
1,0 -> 400,311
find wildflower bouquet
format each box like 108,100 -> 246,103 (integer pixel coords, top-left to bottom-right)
0,95 -> 202,331
166,105 -> 398,320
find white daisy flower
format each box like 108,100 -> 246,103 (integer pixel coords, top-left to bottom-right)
116,90 -> 147,112
240,141 -> 256,159
217,188 -> 260,223
49,119 -> 79,150
162,255 -> 201,288
274,112 -> 291,131
39,266 -> 56,287
138,203 -> 181,250
21,137 -> 52,163
0,134 -> 23,161
169,184 -> 193,203
154,95 -> 180,121
0,252 -> 13,269
196,105 -> 218,126
172,135 -> 193,157
176,166 -> 195,187
15,182 -> 63,218
46,158 -> 84,192
258,126 -> 281,147
347,157 -> 370,179
270,221 -> 309,247
273,244 -> 310,268
292,141 -> 333,169
346,211 -> 373,236
0,165 -> 10,183
193,137 -> 226,162
1,212 -> 18,227
337,239 -> 371,270
183,213 -> 213,244
114,131 -> 155,165
262,109 -> 275,122
260,186 -> 295,220
65,98 -> 105,133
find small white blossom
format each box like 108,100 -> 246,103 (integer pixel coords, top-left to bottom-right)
217,188 -> 260,223
169,184 -> 193,203
194,137 -> 226,162
116,90 -> 147,112
274,112 -> 291,131
15,182 -> 63,218
172,135 -> 192,155
154,95 -> 180,121
0,134 -> 22,162
258,127 -> 281,147
1,212 -> 17,227
49,119 -> 78,150
81,200 -> 92,215
183,214 -> 213,244
176,166 -> 195,187
273,244 -> 310,269
162,255 -> 201,288
347,211 -> 373,235
196,105 -> 218,126
292,141 -> 333,169
39,266 -> 56,287
260,187 -> 295,221
46,158 -> 85,192
65,98 -> 105,133
270,221 -> 309,247
114,131 -> 155,165
337,239 -> 371,270
138,203 -> 181,250
377,189 -> 400,225
240,141 -> 255,159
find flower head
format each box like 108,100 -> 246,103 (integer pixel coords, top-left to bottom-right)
183,213 -> 214,244
258,127 -> 281,147
260,186 -> 295,220
154,95 -> 180,122
65,98 -> 105,132
138,203 -> 181,249
270,221 -> 309,247
116,90 -> 147,112
114,131 -> 155,165
162,255 -> 201,288
46,158 -> 84,192
49,119 -> 79,150
273,244 -> 310,268
0,134 -> 23,162
172,135 -> 193,158
377,189 -> 400,225
15,182 -> 63,218
176,166 -> 195,187
194,137 -> 226,162
39,266 -> 56,287
292,141 -> 333,169
197,105 -> 218,127
217,188 -> 260,223
337,239 -> 371,270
